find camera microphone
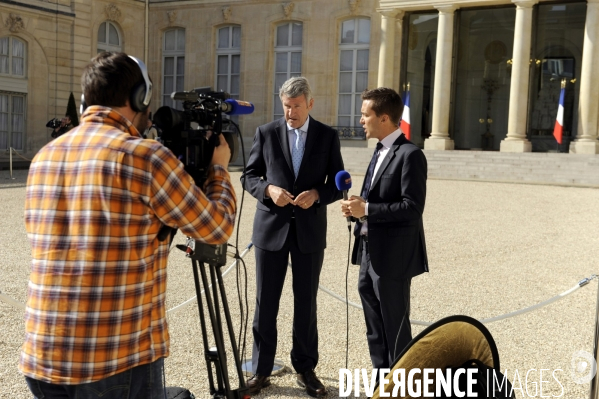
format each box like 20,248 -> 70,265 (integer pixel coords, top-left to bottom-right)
220,99 -> 255,116
170,92 -> 255,116
171,91 -> 200,102
335,170 -> 352,230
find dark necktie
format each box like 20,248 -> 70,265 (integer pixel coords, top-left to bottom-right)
361,142 -> 383,199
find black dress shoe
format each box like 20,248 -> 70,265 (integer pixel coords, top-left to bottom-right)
296,370 -> 327,398
246,374 -> 271,395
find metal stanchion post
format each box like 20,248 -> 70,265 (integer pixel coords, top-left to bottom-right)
9,147 -> 15,180
590,283 -> 599,399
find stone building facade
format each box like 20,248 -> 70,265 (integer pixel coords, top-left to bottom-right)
0,0 -> 147,162
0,0 -> 598,165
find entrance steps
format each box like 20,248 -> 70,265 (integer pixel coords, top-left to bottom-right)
339,148 -> 599,187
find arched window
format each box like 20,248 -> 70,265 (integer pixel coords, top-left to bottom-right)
273,22 -> 303,120
97,22 -> 121,53
0,37 -> 25,76
162,28 -> 185,108
337,18 -> 370,128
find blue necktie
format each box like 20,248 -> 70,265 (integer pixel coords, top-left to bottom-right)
361,142 -> 383,199
291,129 -> 305,177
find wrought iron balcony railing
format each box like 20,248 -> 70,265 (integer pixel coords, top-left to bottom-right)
332,126 -> 366,140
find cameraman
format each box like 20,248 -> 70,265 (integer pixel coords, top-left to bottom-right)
49,115 -> 73,138
21,52 -> 236,399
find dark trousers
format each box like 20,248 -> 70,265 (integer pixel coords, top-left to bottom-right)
358,237 -> 412,369
25,358 -> 166,399
252,220 -> 324,376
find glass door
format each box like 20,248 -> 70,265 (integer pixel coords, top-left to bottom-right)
528,2 -> 586,152
452,7 -> 516,150
402,12 -> 438,148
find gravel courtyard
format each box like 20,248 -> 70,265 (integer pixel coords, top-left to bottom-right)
1,168 -> 598,398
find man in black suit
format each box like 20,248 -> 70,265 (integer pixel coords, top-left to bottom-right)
243,77 -> 343,397
341,87 -> 428,370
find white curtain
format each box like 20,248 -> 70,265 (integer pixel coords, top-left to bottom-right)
0,94 -> 8,150
0,95 -> 25,150
0,38 -> 9,74
12,96 -> 24,150
12,39 -> 24,76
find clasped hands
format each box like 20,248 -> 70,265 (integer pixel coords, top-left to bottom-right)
340,196 -> 366,219
266,185 -> 319,209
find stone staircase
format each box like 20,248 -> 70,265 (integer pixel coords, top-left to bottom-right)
340,147 -> 599,187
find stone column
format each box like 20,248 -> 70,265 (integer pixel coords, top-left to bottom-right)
424,5 -> 456,151
570,0 -> 599,154
500,0 -> 537,153
377,9 -> 403,88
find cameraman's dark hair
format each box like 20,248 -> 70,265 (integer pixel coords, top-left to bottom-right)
81,52 -> 144,109
361,87 -> 404,125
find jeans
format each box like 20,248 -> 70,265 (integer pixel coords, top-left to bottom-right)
25,358 -> 166,399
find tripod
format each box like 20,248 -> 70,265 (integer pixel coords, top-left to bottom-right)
183,238 -> 249,399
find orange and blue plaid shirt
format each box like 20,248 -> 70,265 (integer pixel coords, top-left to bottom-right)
20,106 -> 236,384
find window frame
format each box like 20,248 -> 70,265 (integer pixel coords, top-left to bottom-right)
337,17 -> 371,128
273,21 -> 303,120
215,25 -> 241,100
97,21 -> 122,54
162,28 -> 186,109
0,91 -> 26,151
0,36 -> 26,78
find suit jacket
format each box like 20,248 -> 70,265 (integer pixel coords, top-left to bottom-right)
351,134 -> 429,280
243,117 -> 344,253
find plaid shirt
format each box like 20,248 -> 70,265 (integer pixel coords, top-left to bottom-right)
20,106 -> 236,384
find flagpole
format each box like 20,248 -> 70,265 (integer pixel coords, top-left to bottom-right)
400,83 -> 411,141
553,79 -> 566,151
560,79 -> 566,153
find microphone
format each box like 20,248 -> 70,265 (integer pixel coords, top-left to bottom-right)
220,99 -> 255,115
335,170 -> 352,229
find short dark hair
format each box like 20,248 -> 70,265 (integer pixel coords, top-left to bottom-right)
361,87 -> 404,125
81,52 -> 144,108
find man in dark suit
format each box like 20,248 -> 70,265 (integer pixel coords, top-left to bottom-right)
341,87 -> 428,370
243,77 -> 344,397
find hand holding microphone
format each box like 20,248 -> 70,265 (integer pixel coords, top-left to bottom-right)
343,196 -> 366,218
335,171 -> 353,230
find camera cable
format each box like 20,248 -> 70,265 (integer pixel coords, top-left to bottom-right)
226,117 -> 250,365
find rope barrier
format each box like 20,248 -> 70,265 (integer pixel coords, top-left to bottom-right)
7,147 -> 32,180
317,272 -> 598,326
0,237 -> 596,329
9,147 -> 32,162
0,289 -> 25,310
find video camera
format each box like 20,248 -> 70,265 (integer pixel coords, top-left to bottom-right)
152,87 -> 254,185
46,118 -> 61,129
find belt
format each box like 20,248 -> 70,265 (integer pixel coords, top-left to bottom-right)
361,235 -> 368,243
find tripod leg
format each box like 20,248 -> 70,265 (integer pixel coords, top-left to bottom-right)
213,264 -> 247,386
201,261 -> 233,398
192,259 -> 218,395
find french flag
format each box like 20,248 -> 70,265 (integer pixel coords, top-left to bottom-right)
400,90 -> 411,141
553,85 -> 565,145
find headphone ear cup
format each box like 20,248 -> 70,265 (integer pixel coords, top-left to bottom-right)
130,82 -> 147,113
80,94 -> 87,115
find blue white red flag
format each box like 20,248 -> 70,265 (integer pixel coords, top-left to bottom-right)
400,90 -> 411,141
553,85 -> 565,145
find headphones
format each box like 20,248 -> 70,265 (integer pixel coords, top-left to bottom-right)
80,54 -> 153,114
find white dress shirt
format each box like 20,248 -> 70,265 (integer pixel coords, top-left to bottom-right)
361,128 -> 404,235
